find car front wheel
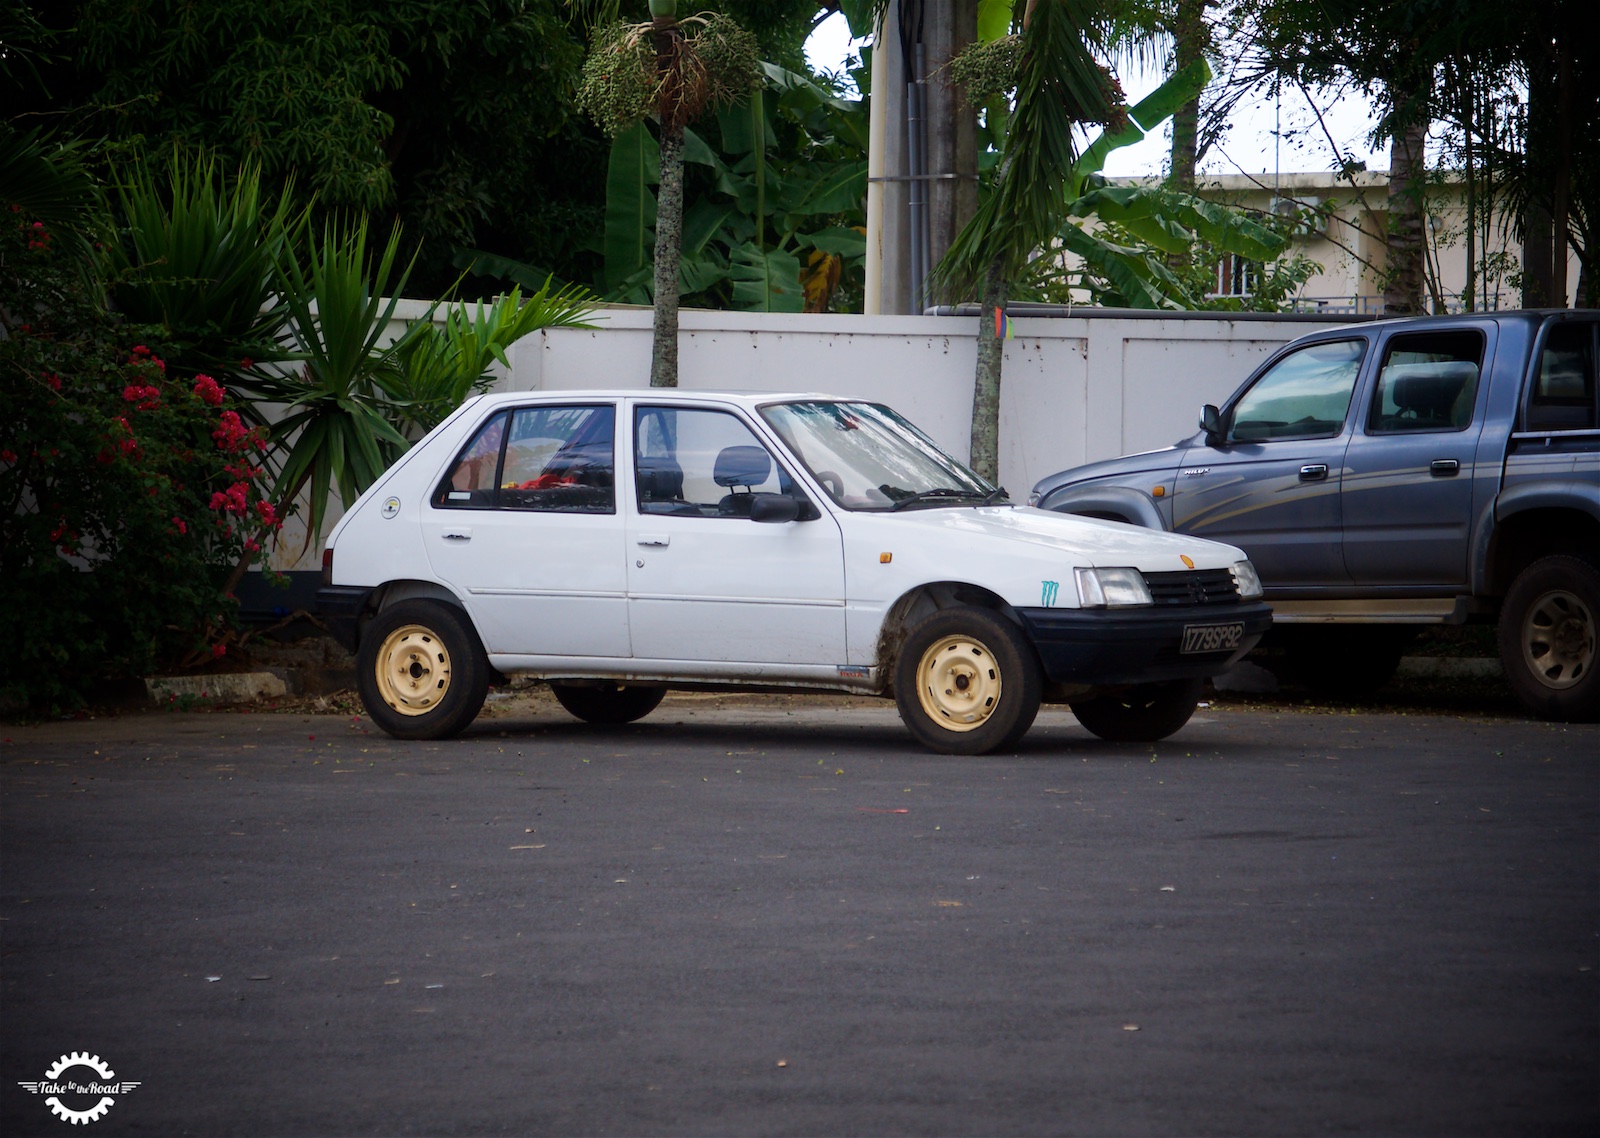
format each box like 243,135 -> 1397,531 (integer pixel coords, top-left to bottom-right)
1070,678 -> 1204,742
1498,555 -> 1600,722
550,682 -> 667,725
357,600 -> 491,740
893,607 -> 1042,755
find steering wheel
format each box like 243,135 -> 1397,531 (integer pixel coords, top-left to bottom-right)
814,469 -> 846,498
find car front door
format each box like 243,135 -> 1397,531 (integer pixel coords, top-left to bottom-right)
625,404 -> 847,666
1341,328 -> 1492,585
422,403 -> 631,657
1170,338 -> 1367,588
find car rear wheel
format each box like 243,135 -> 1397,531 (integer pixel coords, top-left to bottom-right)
1280,626 -> 1415,699
549,682 -> 667,725
357,600 -> 490,740
1070,678 -> 1204,742
894,607 -> 1042,755
1498,555 -> 1600,722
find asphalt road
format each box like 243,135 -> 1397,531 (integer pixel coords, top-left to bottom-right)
2,694 -> 1596,1137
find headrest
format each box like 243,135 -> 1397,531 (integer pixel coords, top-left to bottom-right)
1389,362 -> 1477,418
713,445 -> 772,489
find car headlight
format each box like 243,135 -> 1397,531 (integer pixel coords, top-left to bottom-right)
1231,559 -> 1264,599
1026,489 -> 1042,507
1074,566 -> 1153,608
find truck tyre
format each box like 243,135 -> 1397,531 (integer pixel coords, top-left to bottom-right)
550,682 -> 666,725
1070,678 -> 1204,742
357,600 -> 491,739
1498,555 -> 1600,722
1281,626 -> 1414,699
894,607 -> 1042,755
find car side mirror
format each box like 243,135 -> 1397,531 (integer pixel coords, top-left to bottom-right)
749,493 -> 802,523
1200,404 -> 1225,446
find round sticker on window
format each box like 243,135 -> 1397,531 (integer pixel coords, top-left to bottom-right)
381,496 -> 401,519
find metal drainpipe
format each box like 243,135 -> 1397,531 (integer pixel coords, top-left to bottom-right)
901,1 -> 929,313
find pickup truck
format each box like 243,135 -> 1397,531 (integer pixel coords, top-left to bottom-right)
1028,311 -> 1600,721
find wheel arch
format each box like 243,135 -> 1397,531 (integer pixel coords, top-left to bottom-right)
872,581 -> 1027,683
1480,502 -> 1600,598
353,581 -> 473,649
1038,483 -> 1168,530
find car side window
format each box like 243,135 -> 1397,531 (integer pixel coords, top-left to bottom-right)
634,406 -> 791,517
1526,322 -> 1597,431
433,411 -> 508,508
1227,339 -> 1366,443
433,405 -> 615,513
1367,330 -> 1485,433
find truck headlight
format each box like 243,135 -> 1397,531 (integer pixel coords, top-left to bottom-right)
1026,489 -> 1042,507
1231,560 -> 1264,599
1074,567 -> 1153,608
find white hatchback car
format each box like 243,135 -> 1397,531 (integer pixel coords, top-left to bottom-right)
319,391 -> 1271,753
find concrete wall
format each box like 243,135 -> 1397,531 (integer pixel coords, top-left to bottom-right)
271,305 -> 1354,571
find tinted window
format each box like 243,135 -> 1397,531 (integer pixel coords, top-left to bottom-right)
1526,322 -> 1598,431
1228,339 -> 1365,443
434,405 -> 615,513
1368,330 -> 1484,433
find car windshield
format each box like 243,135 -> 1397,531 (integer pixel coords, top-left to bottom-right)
759,401 -> 999,511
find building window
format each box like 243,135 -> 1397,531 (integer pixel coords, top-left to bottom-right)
1210,254 -> 1257,298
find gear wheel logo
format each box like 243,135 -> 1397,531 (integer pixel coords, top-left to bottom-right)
17,1052 -> 139,1125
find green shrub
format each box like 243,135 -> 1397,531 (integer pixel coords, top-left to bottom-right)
1,206 -> 283,711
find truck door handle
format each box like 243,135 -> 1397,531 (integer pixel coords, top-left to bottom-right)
1299,464 -> 1329,482
1429,459 -> 1460,477
636,534 -> 670,547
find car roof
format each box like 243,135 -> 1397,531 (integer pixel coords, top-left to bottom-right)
465,389 -> 855,410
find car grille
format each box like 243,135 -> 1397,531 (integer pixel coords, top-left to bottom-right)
1143,569 -> 1240,606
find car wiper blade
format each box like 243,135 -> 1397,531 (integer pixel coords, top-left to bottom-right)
889,488 -> 992,511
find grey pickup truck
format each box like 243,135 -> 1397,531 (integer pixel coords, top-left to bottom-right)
1029,311 -> 1600,721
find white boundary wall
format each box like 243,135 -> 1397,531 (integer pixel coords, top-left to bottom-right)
274,305 -> 1355,571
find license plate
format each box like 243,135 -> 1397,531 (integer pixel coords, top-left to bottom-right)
1181,622 -> 1244,654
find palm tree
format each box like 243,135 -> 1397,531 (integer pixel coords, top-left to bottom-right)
933,0 -> 1122,481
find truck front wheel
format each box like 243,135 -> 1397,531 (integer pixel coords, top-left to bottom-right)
1498,555 -> 1600,722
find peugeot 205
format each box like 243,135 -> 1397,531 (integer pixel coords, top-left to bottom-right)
318,392 -> 1271,753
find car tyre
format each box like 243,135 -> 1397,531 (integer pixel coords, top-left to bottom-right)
1070,678 -> 1204,742
1497,555 -> 1600,722
550,682 -> 667,725
357,600 -> 491,740
894,607 -> 1042,755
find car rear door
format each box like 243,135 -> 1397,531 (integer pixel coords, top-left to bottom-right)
1341,326 -> 1493,585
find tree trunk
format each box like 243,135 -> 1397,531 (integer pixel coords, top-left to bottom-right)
650,17 -> 684,387
1167,0 -> 1207,192
969,258 -> 1007,484
926,0 -> 979,277
1383,121 -> 1428,315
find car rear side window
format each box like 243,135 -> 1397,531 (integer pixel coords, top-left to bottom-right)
1526,322 -> 1597,431
433,405 -> 615,513
1368,330 -> 1485,433
1228,339 -> 1365,443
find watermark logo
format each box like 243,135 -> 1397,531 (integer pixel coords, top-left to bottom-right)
17,1052 -> 139,1125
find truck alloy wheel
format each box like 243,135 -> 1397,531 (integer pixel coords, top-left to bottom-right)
894,607 -> 1041,755
357,600 -> 491,739
1499,556 -> 1600,722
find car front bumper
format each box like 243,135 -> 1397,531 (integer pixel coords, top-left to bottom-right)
1016,601 -> 1273,686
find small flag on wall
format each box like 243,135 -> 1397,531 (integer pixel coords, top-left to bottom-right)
993,307 -> 1013,339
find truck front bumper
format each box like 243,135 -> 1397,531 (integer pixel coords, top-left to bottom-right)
1016,601 -> 1273,686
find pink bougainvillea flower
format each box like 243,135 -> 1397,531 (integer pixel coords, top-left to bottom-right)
193,375 -> 226,406
239,357 -> 254,370
212,643 -> 227,659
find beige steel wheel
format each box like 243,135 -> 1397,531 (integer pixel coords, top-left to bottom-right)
357,600 -> 491,740
893,607 -> 1042,755
374,624 -> 453,716
915,634 -> 1004,732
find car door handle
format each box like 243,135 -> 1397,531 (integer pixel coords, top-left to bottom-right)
440,528 -> 473,541
636,534 -> 670,547
1430,459 -> 1460,477
1299,464 -> 1329,482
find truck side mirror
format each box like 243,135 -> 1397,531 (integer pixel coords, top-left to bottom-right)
1200,404 -> 1224,446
